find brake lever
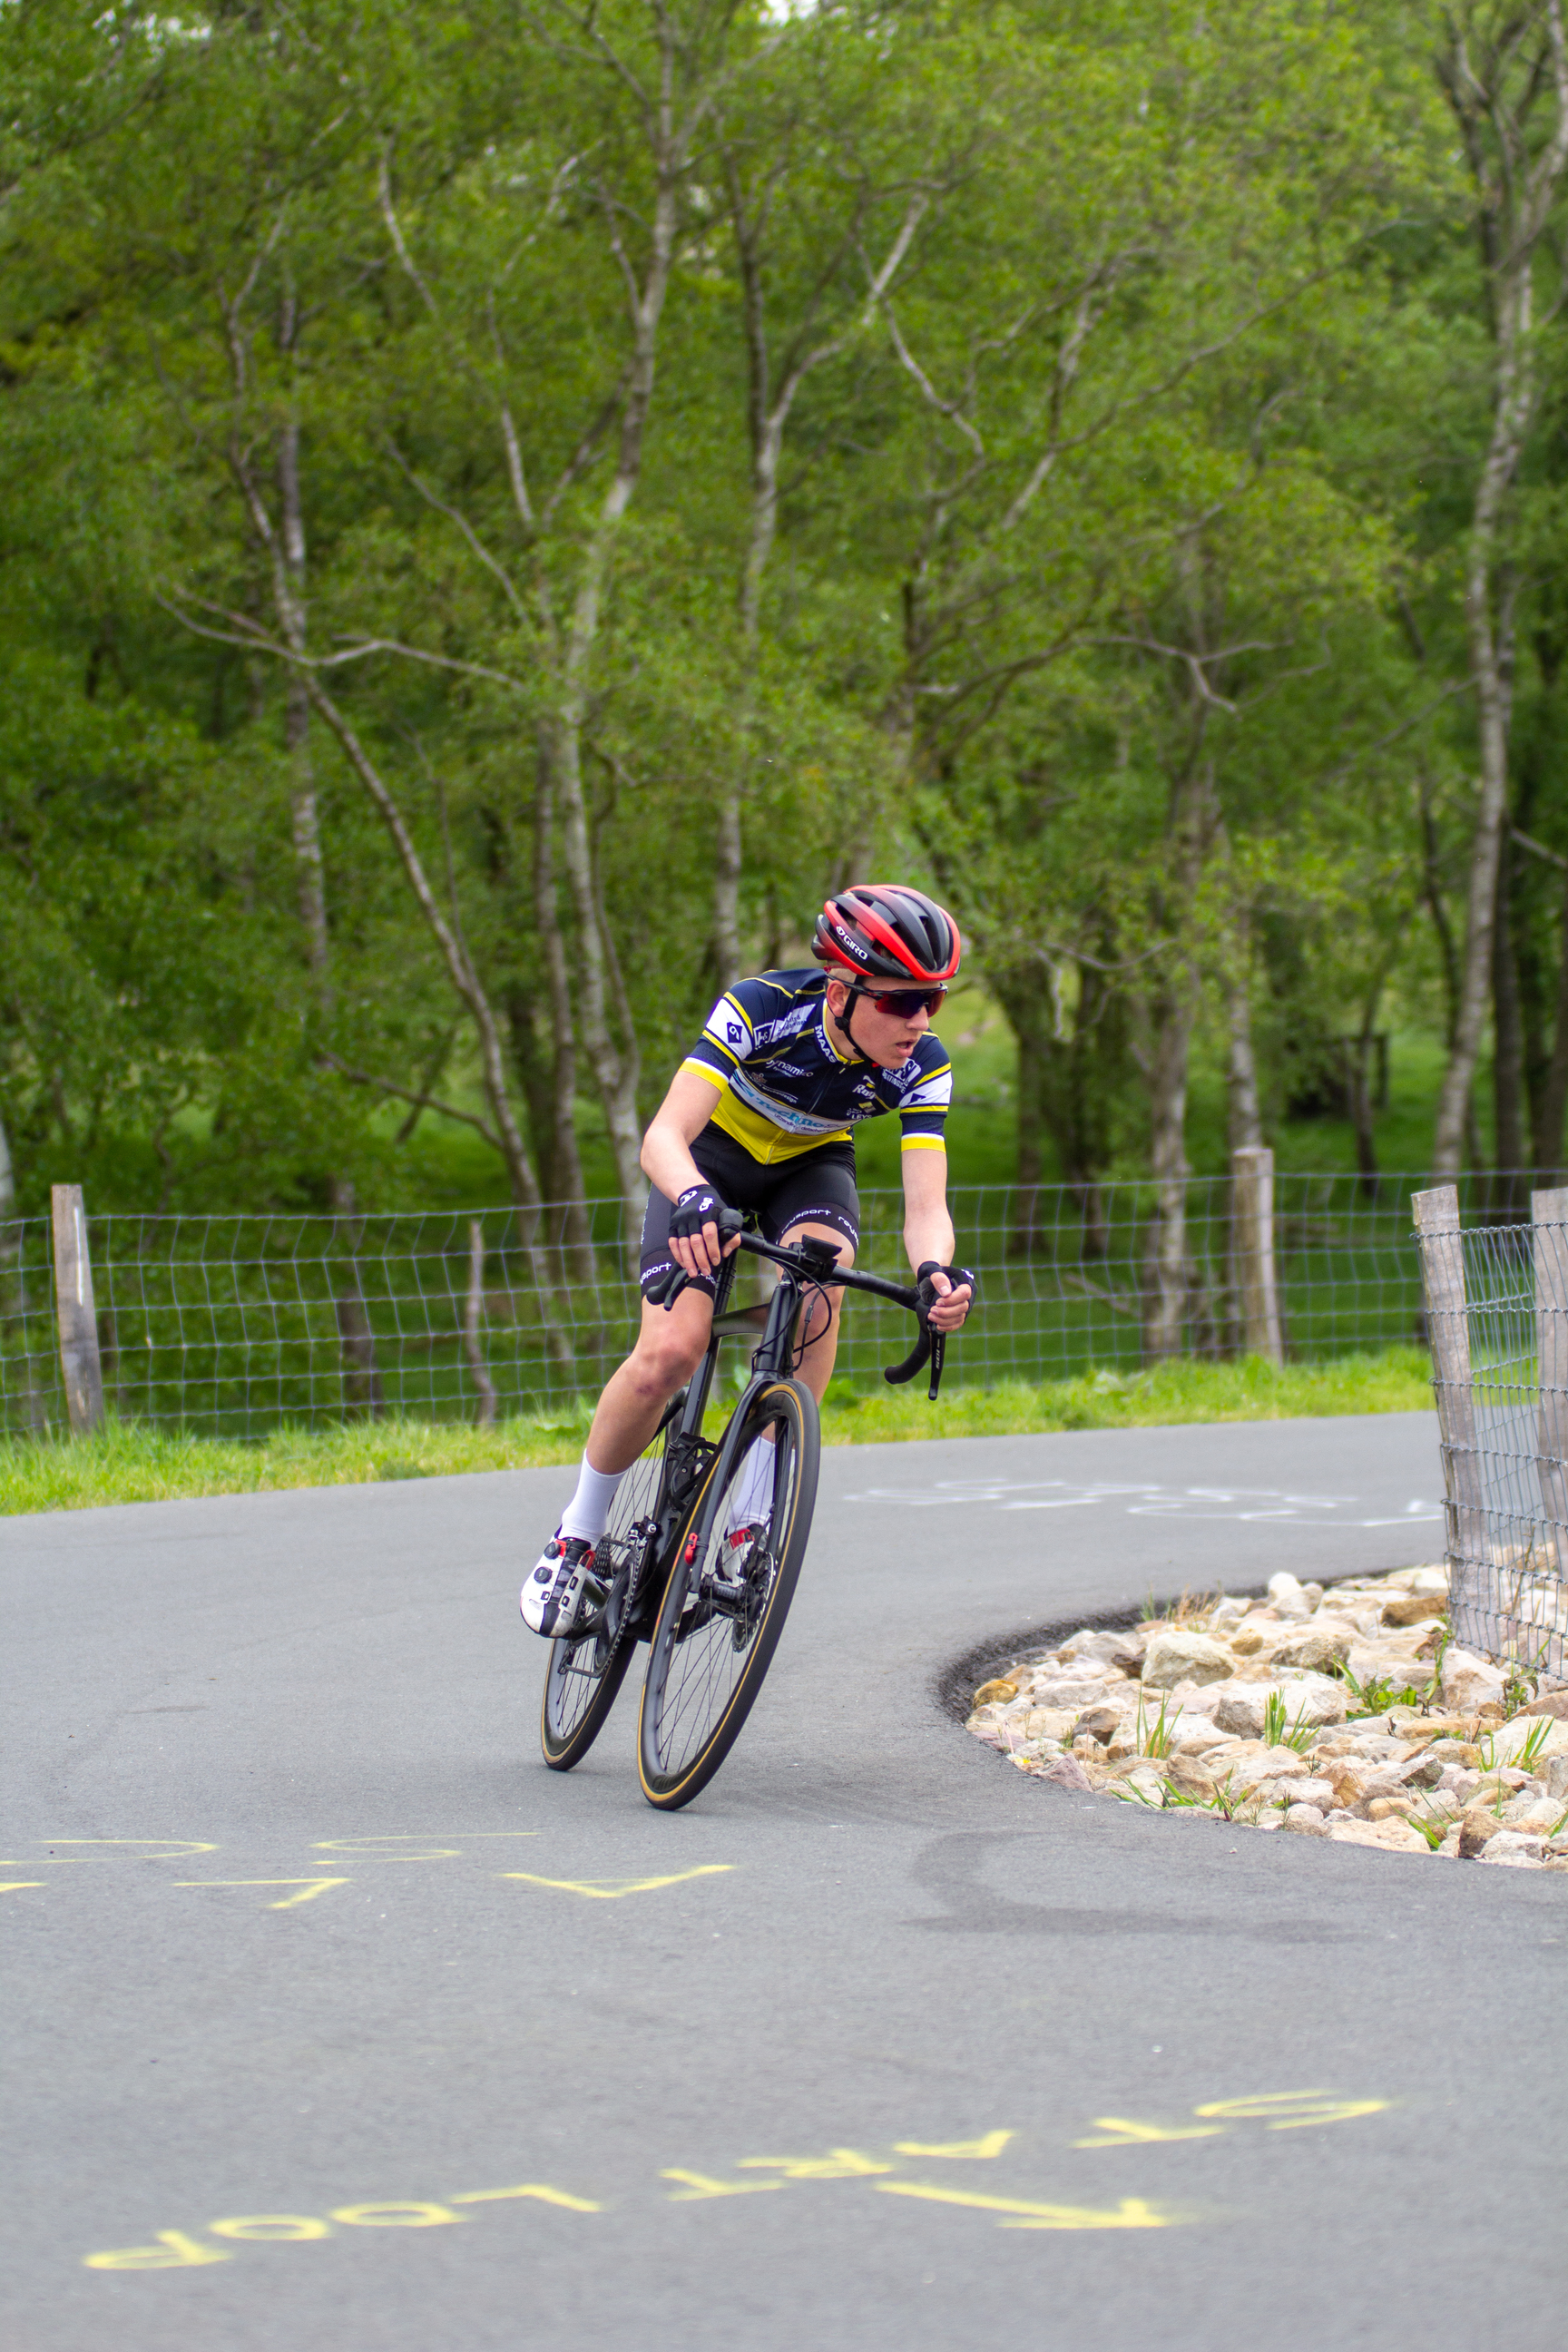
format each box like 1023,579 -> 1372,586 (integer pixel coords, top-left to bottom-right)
647,1264 -> 691,1309
927,1328 -> 945,1403
883,1322 -> 933,1389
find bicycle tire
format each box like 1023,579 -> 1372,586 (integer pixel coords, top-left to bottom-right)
637,1377 -> 819,1811
539,1396 -> 683,1772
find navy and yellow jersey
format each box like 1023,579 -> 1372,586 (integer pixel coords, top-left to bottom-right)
681,967 -> 952,1167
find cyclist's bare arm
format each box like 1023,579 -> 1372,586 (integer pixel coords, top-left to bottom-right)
641,1069 -> 745,1279
900,1147 -> 973,1332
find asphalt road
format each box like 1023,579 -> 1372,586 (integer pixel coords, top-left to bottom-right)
4,1411 -> 1563,2352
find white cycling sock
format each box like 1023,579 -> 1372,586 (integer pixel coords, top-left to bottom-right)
726,1436 -> 775,1532
559,1455 -> 624,1546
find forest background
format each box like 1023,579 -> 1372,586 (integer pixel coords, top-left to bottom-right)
2,0 -> 1566,1265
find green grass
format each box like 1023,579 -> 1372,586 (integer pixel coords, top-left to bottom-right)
0,1348 -> 1433,1515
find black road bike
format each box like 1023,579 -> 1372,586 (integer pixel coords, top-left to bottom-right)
539,1208 -> 947,1811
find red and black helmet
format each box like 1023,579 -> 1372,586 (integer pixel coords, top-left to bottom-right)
812,884 -> 962,985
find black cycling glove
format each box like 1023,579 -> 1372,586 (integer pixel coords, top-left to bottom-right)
916,1259 -> 977,1317
670,1183 -> 728,1245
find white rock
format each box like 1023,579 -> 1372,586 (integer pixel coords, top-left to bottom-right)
1500,1795 -> 1563,1833
1022,1708 -> 1081,1743
1271,1621 -> 1354,1672
1141,1631 -> 1235,1690
1384,1563 -> 1446,1592
1283,1803 -> 1328,1834
1272,1670 -> 1348,1728
1278,1776 -> 1336,1811
1267,1573 -> 1314,1620
1214,1685 -> 1270,1739
1480,1831 -> 1545,1863
1058,1629 -> 1131,1664
1209,1597 -> 1249,1634
1029,1675 -> 1112,1710
1438,1647 -> 1507,1714
1168,1718 -> 1223,1757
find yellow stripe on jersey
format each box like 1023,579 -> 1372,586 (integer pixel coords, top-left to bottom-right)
708,1089 -> 852,1164
681,1057 -> 729,1089
899,1134 -> 946,1152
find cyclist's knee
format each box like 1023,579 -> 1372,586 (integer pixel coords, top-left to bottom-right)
630,1311 -> 706,1391
800,1290 -> 841,1350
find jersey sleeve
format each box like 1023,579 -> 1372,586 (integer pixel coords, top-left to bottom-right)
897,1047 -> 952,1152
681,984 -> 762,1091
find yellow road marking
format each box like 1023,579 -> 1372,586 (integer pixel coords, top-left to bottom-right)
84,2231 -> 230,2270
662,2171 -> 781,2201
450,2185 -> 601,2211
877,2183 -> 1175,2230
894,2132 -> 1013,2161
500,1866 -> 734,1900
210,2216 -> 331,2242
1073,2118 -> 1224,2148
312,1833 -> 541,1857
0,1882 -> 46,1894
40,1840 -> 219,1857
174,1878 -> 350,1909
738,2150 -> 893,2180
1192,2092 -> 1389,2130
330,2203 -> 466,2228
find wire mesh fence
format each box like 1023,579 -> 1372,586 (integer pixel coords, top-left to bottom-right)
1414,1184 -> 1568,1687
0,1164 -> 1483,1446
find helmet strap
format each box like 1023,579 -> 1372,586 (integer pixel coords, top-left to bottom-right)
828,976 -> 867,1062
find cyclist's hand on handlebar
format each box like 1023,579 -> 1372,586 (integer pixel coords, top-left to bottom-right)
916,1260 -> 976,1333
669,1185 -> 742,1280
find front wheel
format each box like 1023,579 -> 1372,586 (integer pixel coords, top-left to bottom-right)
638,1378 -> 819,1811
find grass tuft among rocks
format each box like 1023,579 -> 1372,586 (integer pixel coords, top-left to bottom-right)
968,1565 -> 1568,1873
0,1349 -> 1435,1517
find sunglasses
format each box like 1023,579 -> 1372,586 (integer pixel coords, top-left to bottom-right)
845,983 -> 948,1020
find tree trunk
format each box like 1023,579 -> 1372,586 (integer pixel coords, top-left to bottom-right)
1142,981 -> 1192,1359
0,1109 -> 45,1433
1491,834 -> 1528,1207
298,675 -> 572,1364
1533,870 -> 1568,1181
1349,975 -> 1386,1202
1225,967 -> 1263,1155
999,979 -> 1049,1253
1432,5 -> 1568,1171
1141,727 -> 1216,1357
531,741 -> 595,1283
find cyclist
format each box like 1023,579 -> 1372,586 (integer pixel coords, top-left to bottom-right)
522,883 -> 975,1635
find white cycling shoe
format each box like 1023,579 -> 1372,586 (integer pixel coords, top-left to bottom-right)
521,1531 -> 597,1638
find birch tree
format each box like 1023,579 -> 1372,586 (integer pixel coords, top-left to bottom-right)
1429,0 -> 1568,1174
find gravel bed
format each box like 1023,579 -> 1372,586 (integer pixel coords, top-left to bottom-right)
965,1565 -> 1568,1868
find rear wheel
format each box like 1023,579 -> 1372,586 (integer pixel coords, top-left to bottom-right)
638,1378 -> 819,1811
539,1396 -> 681,1771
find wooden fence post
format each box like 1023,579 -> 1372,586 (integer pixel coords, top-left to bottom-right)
1231,1146 -> 1282,1364
1413,1184 -> 1485,1653
1532,1188 -> 1568,1578
464,1220 -> 497,1430
50,1184 -> 104,1436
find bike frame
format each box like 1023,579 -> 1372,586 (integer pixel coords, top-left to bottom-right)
612,1227 -> 927,1643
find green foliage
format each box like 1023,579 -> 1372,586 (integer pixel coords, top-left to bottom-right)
0,0 -> 1562,1226
1261,1690 -> 1318,1754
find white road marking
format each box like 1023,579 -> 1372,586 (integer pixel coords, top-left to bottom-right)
842,1476 -> 1444,1529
